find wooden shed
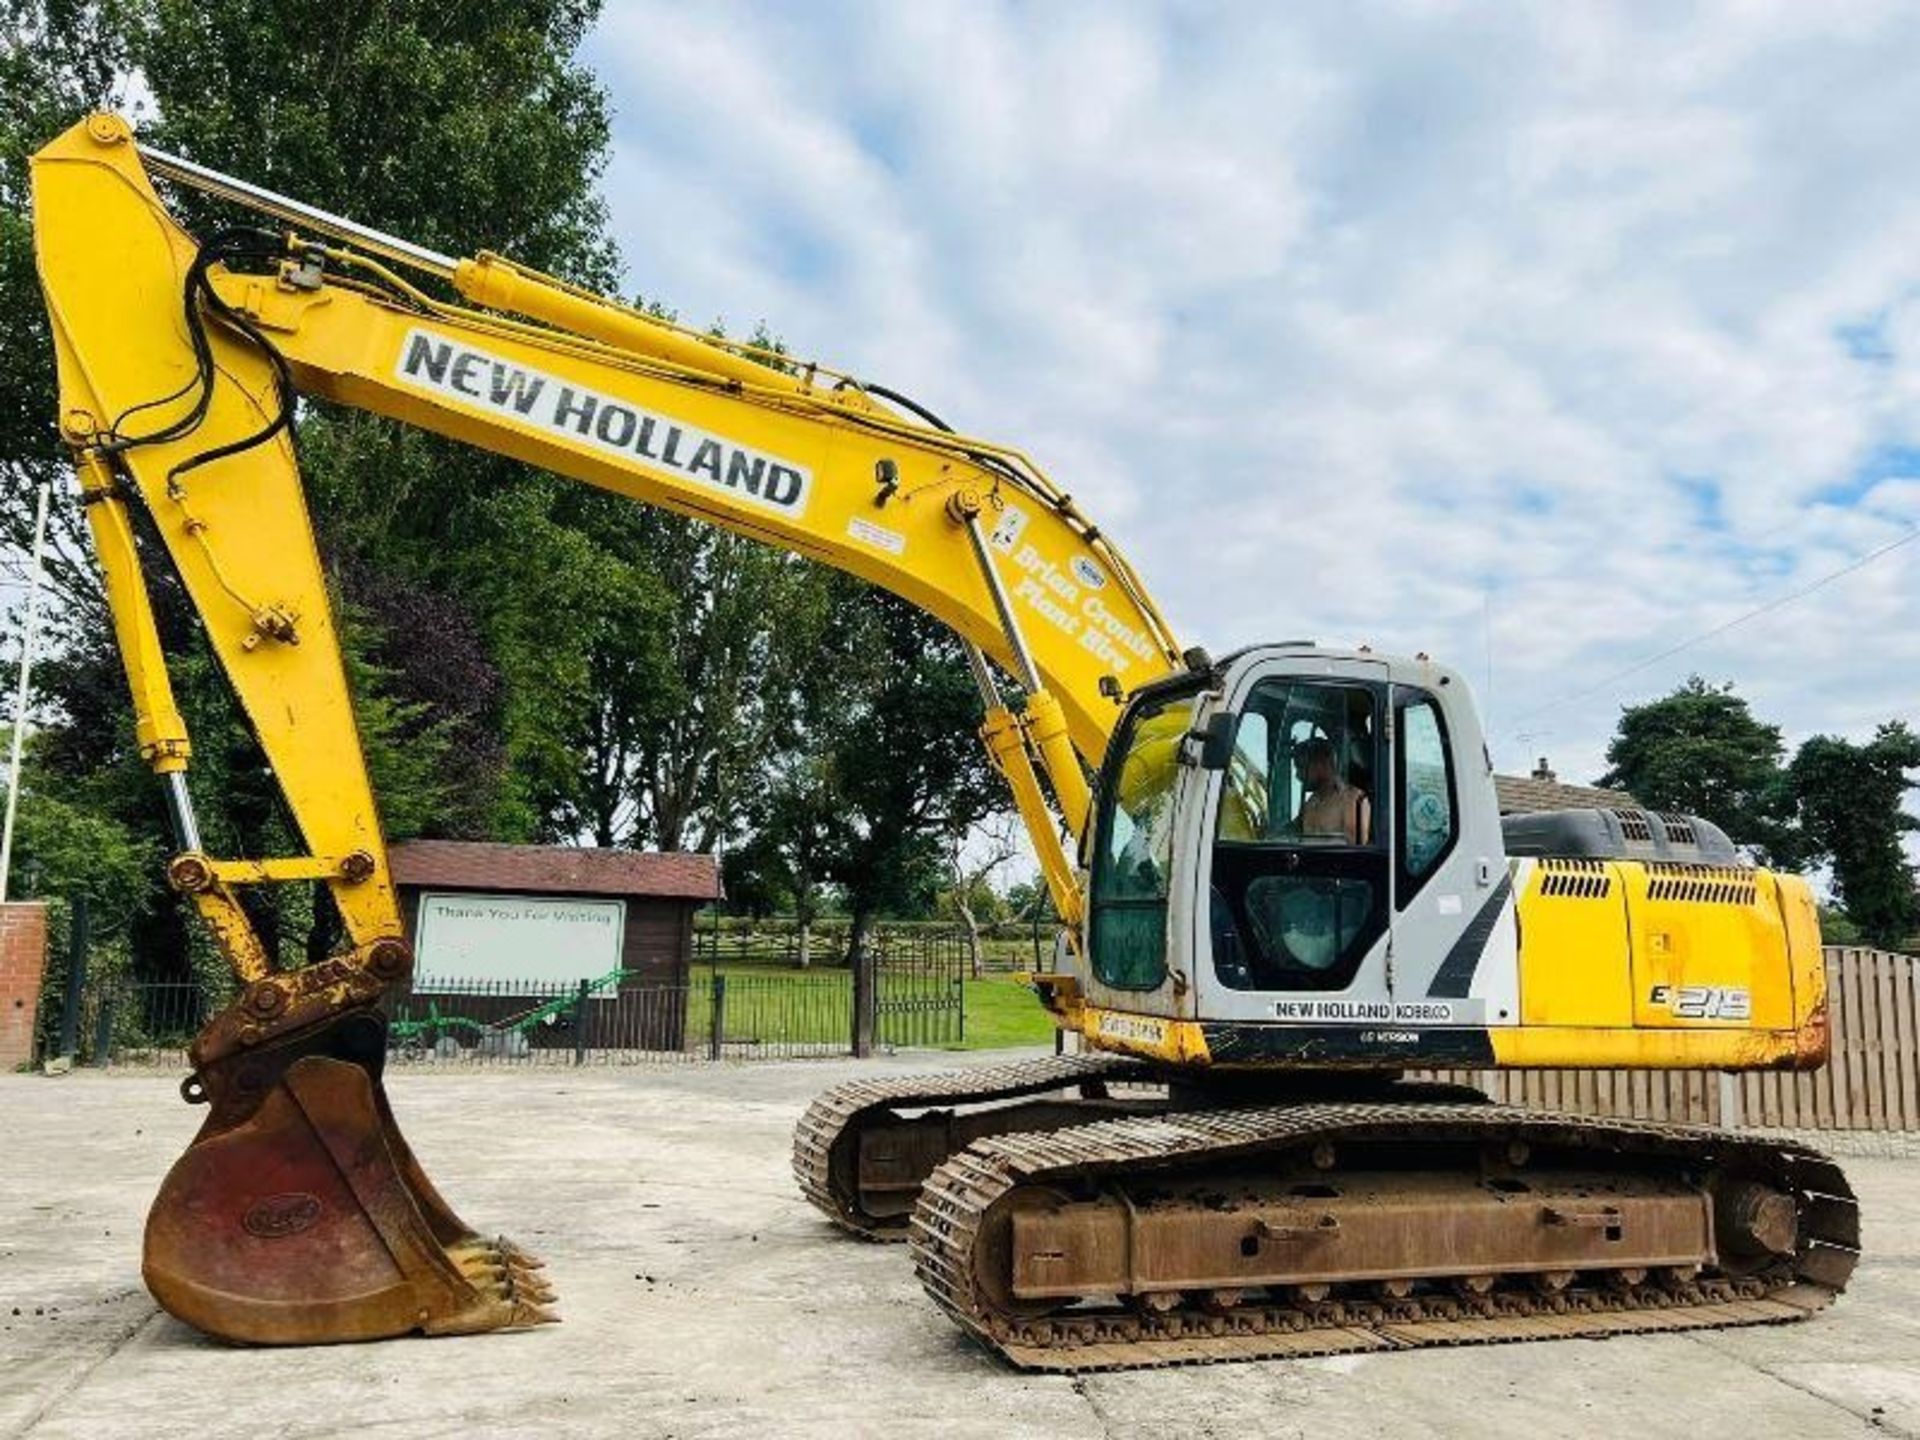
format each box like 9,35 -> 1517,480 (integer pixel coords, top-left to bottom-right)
385,841 -> 722,1053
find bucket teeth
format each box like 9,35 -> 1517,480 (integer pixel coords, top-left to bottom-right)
510,1274 -> 559,1306
498,1238 -> 547,1270
450,1237 -> 507,1278
449,1236 -> 560,1306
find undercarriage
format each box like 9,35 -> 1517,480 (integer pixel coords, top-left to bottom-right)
793,1055 -> 1858,1371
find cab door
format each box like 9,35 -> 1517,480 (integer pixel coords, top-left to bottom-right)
1191,656 -> 1395,1026
1382,674 -> 1516,1030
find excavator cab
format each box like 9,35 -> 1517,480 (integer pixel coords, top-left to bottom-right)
1082,645 -> 1519,1065
1073,640 -> 1827,1080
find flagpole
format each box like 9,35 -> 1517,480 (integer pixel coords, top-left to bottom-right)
0,478 -> 53,902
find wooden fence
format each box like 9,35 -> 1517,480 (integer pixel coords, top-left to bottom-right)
1426,947 -> 1919,1132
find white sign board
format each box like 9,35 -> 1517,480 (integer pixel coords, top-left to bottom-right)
413,892 -> 625,992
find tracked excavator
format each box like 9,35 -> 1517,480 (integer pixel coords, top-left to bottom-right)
32,115 -> 1855,1367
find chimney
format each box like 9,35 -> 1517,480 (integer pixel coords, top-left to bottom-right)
1531,756 -> 1557,783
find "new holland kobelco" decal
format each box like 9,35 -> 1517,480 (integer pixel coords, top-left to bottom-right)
394,330 -> 812,516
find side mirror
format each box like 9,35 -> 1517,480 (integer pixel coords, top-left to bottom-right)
1181,712 -> 1238,770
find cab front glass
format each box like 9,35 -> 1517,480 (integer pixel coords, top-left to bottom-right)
1087,683 -> 1203,990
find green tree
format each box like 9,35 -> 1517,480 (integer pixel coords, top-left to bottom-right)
1787,723 -> 1920,950
1599,677 -> 1800,860
608,325 -> 834,854
1816,904 -> 1864,946
130,0 -> 620,841
616,515 -> 830,852
136,0 -> 614,280
4,740 -> 158,919
724,752 -> 851,965
1003,875 -> 1058,928
519,315 -> 840,856
820,583 -> 999,961
938,818 -> 1019,977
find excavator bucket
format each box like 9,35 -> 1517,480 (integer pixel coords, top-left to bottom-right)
142,1008 -> 556,1344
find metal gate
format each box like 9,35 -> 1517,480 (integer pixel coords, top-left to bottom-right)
873,926 -> 966,1048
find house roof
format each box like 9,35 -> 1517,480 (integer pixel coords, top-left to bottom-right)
1493,773 -> 1638,816
387,841 -> 723,901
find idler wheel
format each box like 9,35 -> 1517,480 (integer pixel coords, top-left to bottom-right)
1718,1181 -> 1799,1259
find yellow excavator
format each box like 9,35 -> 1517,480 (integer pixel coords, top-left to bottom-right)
32,114 -> 1854,1367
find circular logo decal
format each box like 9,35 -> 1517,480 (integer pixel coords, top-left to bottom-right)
243,1192 -> 323,1239
1069,556 -> 1108,589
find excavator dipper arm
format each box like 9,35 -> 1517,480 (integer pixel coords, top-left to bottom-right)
30,113 -> 1179,1343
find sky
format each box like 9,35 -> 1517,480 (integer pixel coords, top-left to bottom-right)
581,0 -> 1918,804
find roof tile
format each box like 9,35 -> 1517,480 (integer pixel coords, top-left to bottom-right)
388,840 -> 722,901
1493,774 -> 1638,815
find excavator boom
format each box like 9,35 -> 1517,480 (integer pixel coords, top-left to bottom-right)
32,113 -> 1174,1344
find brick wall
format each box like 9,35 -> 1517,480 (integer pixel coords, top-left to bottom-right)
0,902 -> 48,1070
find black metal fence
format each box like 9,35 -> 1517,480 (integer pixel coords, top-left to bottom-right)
41,919 -> 971,1069
387,971 -> 861,1065
388,946 -> 964,1065
49,974 -> 233,1070
692,919 -> 969,1050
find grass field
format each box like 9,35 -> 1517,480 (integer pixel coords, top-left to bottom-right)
395,961 -> 1055,1058
680,965 -> 1055,1052
957,974 -> 1058,1049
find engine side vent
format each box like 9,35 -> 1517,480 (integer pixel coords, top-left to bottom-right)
1538,857 -> 1613,899
1655,812 -> 1698,847
1644,862 -> 1758,906
1612,808 -> 1654,843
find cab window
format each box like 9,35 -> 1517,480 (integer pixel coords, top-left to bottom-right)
1396,692 -> 1457,905
1209,678 -> 1387,992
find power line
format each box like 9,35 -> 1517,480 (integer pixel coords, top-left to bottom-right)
1505,521 -> 1920,735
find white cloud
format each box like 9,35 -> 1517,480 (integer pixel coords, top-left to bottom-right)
586,0 -> 1920,811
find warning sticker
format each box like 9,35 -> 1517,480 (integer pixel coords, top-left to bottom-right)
847,516 -> 906,555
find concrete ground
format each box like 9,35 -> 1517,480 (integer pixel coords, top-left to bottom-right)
4,1051 -> 1919,1440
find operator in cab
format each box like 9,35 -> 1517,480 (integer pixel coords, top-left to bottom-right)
1295,737 -> 1369,844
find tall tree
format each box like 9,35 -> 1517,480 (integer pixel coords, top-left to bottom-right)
1599,677 -> 1800,860
130,0 -> 620,842
820,582 -> 999,963
940,817 -> 1020,978
136,0 -> 614,280
726,752 -> 851,966
616,514 -> 828,852
1788,723 -> 1920,950
530,318 -> 840,855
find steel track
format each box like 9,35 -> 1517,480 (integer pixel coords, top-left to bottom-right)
792,1053 -> 1156,1239
908,1100 -> 1858,1372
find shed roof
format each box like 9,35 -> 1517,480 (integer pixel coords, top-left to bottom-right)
388,841 -> 722,901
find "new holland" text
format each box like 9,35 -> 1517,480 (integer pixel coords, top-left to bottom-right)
395,331 -> 811,515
